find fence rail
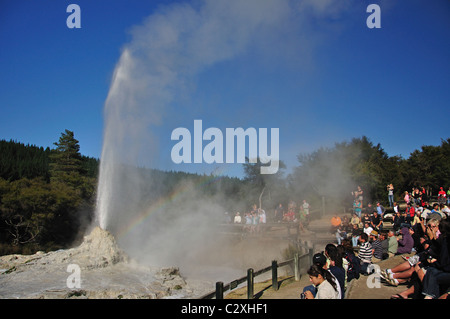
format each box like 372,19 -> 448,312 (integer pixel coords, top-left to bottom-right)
200,244 -> 314,299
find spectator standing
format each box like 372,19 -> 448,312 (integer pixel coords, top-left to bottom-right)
387,184 -> 394,207
438,187 -> 447,205
274,203 -> 284,223
353,200 -> 362,218
447,187 -> 450,205
302,200 -> 310,217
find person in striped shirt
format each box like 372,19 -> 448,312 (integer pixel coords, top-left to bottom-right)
358,233 -> 373,274
370,230 -> 384,262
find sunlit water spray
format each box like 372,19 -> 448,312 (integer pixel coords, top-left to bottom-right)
94,0 -> 345,274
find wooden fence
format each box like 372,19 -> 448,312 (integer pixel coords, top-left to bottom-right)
200,244 -> 314,299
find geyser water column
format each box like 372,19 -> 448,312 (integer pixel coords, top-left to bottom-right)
94,0 -> 341,269
95,0 -> 296,232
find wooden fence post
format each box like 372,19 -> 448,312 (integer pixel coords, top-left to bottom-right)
272,260 -> 278,291
216,281 -> 224,299
247,268 -> 254,299
322,196 -> 325,217
308,247 -> 314,268
294,253 -> 299,281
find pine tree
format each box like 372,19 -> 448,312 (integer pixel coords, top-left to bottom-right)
49,130 -> 85,187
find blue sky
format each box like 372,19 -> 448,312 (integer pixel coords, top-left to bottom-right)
1,0 -> 449,178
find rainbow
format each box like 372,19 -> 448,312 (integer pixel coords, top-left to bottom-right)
114,167 -> 229,240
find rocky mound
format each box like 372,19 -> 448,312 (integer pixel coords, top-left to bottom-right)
0,227 -> 207,299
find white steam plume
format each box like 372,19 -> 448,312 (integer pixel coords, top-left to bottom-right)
96,0 -> 351,273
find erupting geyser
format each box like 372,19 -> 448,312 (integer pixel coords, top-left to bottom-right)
94,0 -> 338,272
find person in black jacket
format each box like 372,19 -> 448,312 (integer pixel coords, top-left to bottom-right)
421,219 -> 450,299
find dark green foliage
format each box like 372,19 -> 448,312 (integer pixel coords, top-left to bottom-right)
0,132 -> 448,256
0,132 -> 97,255
0,140 -> 51,181
289,136 -> 450,208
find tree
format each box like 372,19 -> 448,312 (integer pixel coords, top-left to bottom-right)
405,138 -> 450,193
49,129 -> 85,187
289,136 -> 403,207
242,157 -> 287,209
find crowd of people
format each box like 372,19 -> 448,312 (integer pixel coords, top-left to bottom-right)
222,184 -> 450,299
303,184 -> 450,299
302,218 -> 450,299
227,200 -> 312,234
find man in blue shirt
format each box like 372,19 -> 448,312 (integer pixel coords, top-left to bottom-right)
376,202 -> 386,217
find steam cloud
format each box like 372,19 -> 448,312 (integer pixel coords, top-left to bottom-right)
96,0 -> 352,277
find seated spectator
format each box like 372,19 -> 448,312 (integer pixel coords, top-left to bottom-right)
304,264 -> 340,299
330,215 -> 342,233
335,224 -> 346,245
387,229 -> 398,257
376,202 -> 386,218
382,257 -> 417,287
429,203 -> 444,221
301,253 -> 341,299
421,219 -> 450,299
351,223 -> 362,247
379,231 -> 390,260
412,210 -> 421,227
361,212 -> 371,227
394,211 -> 410,231
364,203 -> 376,216
441,204 -> 450,218
405,203 -> 415,224
342,215 -> 350,233
392,211 -> 403,231
370,230 -> 384,263
370,211 -> 383,232
350,213 -> 361,229
324,243 -> 345,298
421,205 -> 432,220
357,233 -> 373,274
396,227 -> 414,255
393,202 -> 400,214
388,219 -> 448,298
363,222 -> 373,237
339,239 -> 361,282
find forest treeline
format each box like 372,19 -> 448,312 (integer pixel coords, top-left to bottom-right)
0,131 -> 449,255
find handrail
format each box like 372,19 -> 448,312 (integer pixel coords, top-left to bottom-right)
200,244 -> 314,299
